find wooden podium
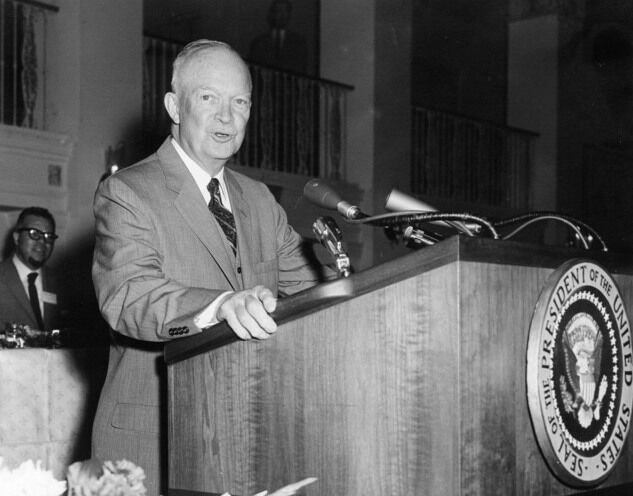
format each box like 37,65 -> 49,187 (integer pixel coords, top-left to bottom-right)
164,236 -> 633,495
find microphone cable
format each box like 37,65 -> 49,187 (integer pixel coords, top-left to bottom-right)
492,211 -> 608,251
340,209 -> 607,252
341,210 -> 499,239
302,180 -> 607,252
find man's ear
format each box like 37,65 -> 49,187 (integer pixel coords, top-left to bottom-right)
164,92 -> 180,124
12,230 -> 19,246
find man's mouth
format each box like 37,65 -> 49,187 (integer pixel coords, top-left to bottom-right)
212,131 -> 234,142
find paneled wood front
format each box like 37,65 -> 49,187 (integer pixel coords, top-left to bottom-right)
166,237 -> 633,495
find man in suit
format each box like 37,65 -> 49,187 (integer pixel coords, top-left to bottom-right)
0,206 -> 60,333
91,40 -> 322,496
249,0 -> 309,74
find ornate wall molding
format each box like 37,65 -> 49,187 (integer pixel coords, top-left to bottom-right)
0,123 -> 73,213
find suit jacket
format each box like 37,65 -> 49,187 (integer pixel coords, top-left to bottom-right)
0,257 -> 60,332
91,138 -> 321,496
249,30 -> 308,74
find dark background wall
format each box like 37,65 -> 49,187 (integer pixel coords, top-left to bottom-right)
143,0 -> 633,254
412,0 -> 508,124
144,0 -> 319,76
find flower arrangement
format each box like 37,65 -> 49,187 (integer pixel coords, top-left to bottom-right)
0,458 -> 146,496
0,458 -> 67,496
0,457 -> 314,496
66,459 -> 146,496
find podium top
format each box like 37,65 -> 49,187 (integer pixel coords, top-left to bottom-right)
163,236 -> 632,365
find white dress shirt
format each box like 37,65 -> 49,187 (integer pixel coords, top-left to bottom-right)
171,137 -> 232,212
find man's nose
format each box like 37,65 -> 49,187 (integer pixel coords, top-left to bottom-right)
215,100 -> 232,123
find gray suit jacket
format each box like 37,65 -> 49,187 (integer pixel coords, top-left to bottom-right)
0,257 -> 59,332
91,138 -> 320,495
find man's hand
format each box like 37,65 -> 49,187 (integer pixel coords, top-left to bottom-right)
216,285 -> 278,340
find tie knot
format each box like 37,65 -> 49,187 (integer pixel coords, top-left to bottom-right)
28,272 -> 38,284
207,178 -> 220,195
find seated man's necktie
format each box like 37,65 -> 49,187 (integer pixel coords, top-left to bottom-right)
207,178 -> 237,255
27,272 -> 45,330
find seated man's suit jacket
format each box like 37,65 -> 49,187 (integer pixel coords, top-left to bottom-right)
0,258 -> 60,331
91,138 -> 321,496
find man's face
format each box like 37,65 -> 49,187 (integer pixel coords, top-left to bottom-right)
166,48 -> 252,175
270,1 -> 291,29
12,214 -> 55,270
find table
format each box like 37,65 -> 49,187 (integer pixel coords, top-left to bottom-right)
0,347 -> 108,479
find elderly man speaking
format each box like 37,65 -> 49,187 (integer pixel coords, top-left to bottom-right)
91,40 -> 322,496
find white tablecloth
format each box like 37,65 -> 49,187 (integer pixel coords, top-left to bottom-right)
0,347 -> 108,479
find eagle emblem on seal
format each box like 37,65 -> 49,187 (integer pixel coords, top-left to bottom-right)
560,312 -> 608,428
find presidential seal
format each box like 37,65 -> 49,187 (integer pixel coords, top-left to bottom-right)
527,260 -> 633,487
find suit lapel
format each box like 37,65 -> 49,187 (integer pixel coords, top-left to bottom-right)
0,259 -> 36,324
157,140 -> 240,290
40,270 -> 57,331
225,169 -> 254,274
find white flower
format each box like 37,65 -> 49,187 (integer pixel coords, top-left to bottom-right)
67,458 -> 147,496
0,458 -> 67,496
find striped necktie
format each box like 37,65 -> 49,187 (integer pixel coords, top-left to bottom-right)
207,178 -> 237,255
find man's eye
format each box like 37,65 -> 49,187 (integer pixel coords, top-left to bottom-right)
201,94 -> 215,101
235,98 -> 251,107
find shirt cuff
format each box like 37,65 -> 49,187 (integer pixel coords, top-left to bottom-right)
194,291 -> 233,329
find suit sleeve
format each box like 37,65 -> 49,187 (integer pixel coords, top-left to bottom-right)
265,185 -> 325,297
92,177 -> 224,342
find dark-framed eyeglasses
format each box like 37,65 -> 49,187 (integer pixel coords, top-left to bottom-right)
16,227 -> 58,243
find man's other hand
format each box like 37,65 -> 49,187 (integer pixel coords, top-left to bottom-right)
216,285 -> 278,340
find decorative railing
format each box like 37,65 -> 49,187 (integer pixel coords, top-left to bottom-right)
0,0 -> 57,129
412,106 -> 536,210
143,36 -> 352,181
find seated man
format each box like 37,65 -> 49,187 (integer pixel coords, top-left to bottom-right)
0,206 -> 60,332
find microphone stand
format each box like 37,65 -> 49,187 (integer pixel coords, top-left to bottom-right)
302,179 -> 607,253
312,216 -> 351,278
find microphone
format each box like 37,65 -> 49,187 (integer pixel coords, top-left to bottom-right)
385,189 -> 439,213
303,179 -> 363,220
385,189 -> 474,236
312,216 -> 351,277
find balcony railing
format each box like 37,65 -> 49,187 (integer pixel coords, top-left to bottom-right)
143,36 -> 352,181
412,106 -> 536,211
0,0 -> 57,129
